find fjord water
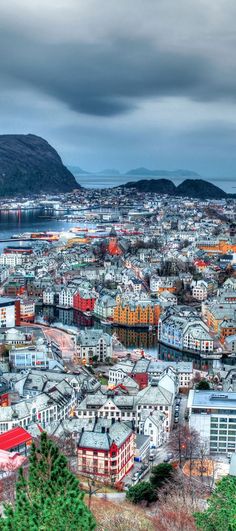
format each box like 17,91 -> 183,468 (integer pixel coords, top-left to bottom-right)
74,173 -> 236,192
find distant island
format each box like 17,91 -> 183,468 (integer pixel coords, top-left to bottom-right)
122,178 -> 231,199
72,165 -> 200,178
0,134 -> 80,196
125,167 -> 200,178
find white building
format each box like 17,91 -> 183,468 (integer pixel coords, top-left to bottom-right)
142,411 -> 165,448
0,298 -> 17,328
0,254 -> 23,267
76,330 -> 113,363
43,288 -> 55,306
58,287 -> 77,308
188,390 -> 236,454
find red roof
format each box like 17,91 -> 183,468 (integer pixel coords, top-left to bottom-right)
0,427 -> 32,451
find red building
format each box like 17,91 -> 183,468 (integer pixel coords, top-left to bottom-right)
77,421 -> 135,484
73,290 -> 96,312
0,427 -> 32,455
131,372 -> 148,390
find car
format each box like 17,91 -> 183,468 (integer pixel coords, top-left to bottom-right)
163,456 -> 171,462
174,417 -> 179,423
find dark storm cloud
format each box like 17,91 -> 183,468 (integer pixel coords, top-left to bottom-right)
0,15 -> 235,117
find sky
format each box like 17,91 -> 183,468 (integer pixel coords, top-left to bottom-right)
1,0 -> 236,177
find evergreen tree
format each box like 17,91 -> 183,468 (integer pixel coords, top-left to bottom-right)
0,432 -> 95,531
194,475 -> 236,530
126,481 -> 157,504
149,463 -> 173,490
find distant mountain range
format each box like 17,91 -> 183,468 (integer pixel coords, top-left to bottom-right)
70,165 -> 200,178
122,178 -> 232,199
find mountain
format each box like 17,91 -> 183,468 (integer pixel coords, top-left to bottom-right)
69,166 -> 91,175
0,134 -> 80,196
176,179 -> 227,199
122,178 -> 229,199
125,167 -> 200,177
124,178 -> 176,194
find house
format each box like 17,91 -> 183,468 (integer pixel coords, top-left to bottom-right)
0,426 -> 32,455
75,330 -> 112,364
77,419 -> 135,483
141,411 -> 165,448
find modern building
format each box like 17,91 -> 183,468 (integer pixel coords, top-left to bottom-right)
0,298 -> 20,328
20,299 -> 35,323
188,390 -> 236,454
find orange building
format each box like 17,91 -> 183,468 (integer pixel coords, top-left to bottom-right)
108,228 -> 122,256
219,320 -> 236,344
198,239 -> 236,255
113,301 -> 161,326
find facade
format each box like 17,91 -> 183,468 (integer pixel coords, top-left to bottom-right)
77,420 -> 134,483
9,344 -> 50,369
159,307 -> 213,352
188,390 -> 236,454
0,298 -> 20,328
73,290 -> 96,313
113,300 -> 160,327
20,299 -> 35,323
142,411 -> 165,448
75,330 -> 112,364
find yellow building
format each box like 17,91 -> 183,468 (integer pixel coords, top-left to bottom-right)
113,301 -> 161,326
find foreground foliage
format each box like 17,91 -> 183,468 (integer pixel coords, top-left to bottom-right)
0,432 -> 95,531
194,475 -> 236,531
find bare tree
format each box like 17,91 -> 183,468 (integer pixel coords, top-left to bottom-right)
167,423 -> 200,468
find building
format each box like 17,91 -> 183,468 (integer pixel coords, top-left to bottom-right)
108,228 -> 122,256
0,426 -> 32,455
20,299 -> 35,323
77,419 -> 134,483
113,300 -> 160,327
0,298 -> 20,328
73,290 -> 96,313
188,390 -> 236,454
159,307 -> 213,353
142,411 -> 165,448
9,343 -> 51,370
75,330 -> 112,364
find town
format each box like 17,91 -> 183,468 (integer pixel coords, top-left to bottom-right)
0,185 -> 236,524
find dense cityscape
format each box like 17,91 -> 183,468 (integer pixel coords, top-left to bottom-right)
1,0 -> 236,528
0,184 -> 235,527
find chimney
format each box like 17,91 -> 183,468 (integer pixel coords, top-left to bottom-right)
102,426 -> 106,433
107,427 -> 110,433
111,417 -> 115,425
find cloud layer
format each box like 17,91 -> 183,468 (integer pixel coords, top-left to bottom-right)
0,0 -> 236,177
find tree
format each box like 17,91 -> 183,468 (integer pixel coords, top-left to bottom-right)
149,463 -> 174,490
196,380 -> 210,390
168,424 -> 200,468
126,481 -> 157,505
0,432 -> 95,531
194,475 -> 236,530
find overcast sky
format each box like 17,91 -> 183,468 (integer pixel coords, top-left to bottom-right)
1,0 -> 236,176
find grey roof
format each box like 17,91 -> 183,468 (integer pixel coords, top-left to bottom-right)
191,390 -> 236,409
136,382 -> 173,406
78,420 -> 132,450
